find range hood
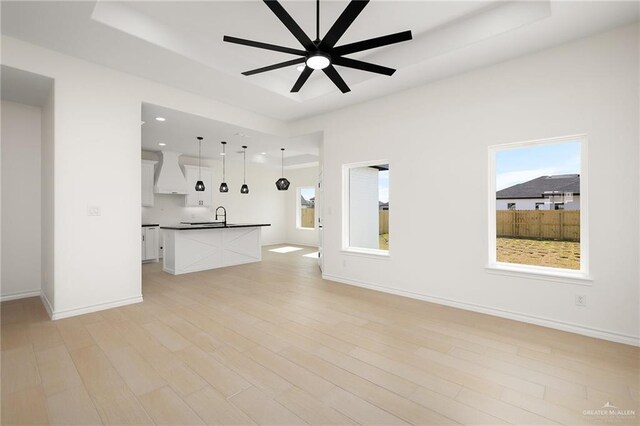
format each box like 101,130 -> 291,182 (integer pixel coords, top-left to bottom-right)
154,151 -> 188,194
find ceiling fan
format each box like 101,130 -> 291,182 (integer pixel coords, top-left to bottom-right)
223,0 -> 412,93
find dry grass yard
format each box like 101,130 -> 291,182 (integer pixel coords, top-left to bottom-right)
497,237 -> 580,270
379,233 -> 389,250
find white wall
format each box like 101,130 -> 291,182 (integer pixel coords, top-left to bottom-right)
41,87 -> 55,308
141,151 -> 287,250
293,24 -> 639,345
1,101 -> 42,300
348,166 -> 379,250
285,166 -> 319,247
1,35 -> 287,319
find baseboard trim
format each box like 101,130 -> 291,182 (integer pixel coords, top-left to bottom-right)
322,273 -> 640,347
50,295 -> 144,320
40,292 -> 54,319
0,289 -> 41,302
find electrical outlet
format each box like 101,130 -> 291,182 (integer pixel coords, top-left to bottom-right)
87,205 -> 101,216
575,294 -> 586,307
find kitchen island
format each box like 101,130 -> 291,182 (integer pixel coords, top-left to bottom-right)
160,223 -> 270,275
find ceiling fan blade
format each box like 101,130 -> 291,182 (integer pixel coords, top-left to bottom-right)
323,65 -> 351,93
223,36 -> 307,56
242,58 -> 306,76
263,0 -> 316,51
291,67 -> 313,92
319,0 -> 369,50
332,57 -> 395,76
332,30 -> 412,56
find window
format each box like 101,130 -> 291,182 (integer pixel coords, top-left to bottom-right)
296,187 -> 316,229
343,161 -> 389,254
489,136 -> 588,278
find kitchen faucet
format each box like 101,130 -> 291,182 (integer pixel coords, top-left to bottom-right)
215,206 -> 227,226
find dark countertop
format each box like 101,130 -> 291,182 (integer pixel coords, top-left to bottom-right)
160,223 -> 271,230
142,224 -> 159,227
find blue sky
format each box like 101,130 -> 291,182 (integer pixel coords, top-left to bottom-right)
300,187 -> 315,201
496,141 -> 581,190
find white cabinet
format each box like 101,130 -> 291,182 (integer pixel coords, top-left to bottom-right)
183,165 -> 213,207
141,160 -> 157,207
142,226 -> 159,262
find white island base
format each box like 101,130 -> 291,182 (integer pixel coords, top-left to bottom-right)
162,226 -> 263,275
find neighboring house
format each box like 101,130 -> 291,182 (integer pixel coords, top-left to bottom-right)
301,195 -> 313,208
496,174 -> 580,210
379,201 -> 389,211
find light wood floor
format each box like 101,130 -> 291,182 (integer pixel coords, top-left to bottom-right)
2,245 -> 638,425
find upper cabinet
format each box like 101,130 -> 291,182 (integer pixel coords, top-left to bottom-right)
141,160 -> 157,207
183,165 -> 213,207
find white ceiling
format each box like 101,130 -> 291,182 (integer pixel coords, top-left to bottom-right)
2,1 -> 638,121
141,103 -> 321,167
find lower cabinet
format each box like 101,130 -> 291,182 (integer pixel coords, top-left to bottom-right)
142,227 -> 159,262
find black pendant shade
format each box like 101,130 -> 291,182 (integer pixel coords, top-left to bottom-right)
219,141 -> 229,192
275,148 -> 290,191
241,145 -> 249,194
195,136 -> 205,192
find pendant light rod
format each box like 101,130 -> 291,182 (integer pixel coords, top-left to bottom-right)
221,141 -> 226,180
281,148 -> 285,176
197,136 -> 203,180
243,145 -> 247,183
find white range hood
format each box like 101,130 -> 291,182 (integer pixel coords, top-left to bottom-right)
154,151 -> 188,194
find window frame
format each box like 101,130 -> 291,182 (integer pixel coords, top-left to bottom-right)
487,135 -> 591,284
342,160 -> 390,257
296,186 -> 316,230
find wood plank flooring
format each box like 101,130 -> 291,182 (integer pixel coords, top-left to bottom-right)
2,245 -> 638,425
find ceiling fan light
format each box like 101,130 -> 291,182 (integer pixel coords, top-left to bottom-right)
219,182 -> 229,193
240,184 -> 249,194
306,52 -> 331,70
275,177 -> 290,191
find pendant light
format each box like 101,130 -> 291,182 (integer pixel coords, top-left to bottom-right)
195,137 -> 205,192
240,145 -> 249,194
219,141 -> 229,192
275,148 -> 291,191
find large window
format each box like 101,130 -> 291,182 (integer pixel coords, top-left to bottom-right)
343,161 -> 389,254
489,136 -> 588,277
297,187 -> 316,229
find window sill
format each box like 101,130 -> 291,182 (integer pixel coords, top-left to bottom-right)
341,248 -> 390,259
486,263 -> 592,286
296,227 -> 316,231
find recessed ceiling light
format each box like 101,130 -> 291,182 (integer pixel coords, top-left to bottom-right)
155,117 -> 166,122
260,152 -> 267,155
158,143 -> 166,146
141,120 -> 146,125
220,153 -> 226,156
296,65 -> 305,72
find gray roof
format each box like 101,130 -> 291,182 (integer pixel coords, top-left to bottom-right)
497,174 -> 580,199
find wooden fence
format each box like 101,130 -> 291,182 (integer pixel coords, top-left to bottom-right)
301,208 -> 390,235
301,208 -> 315,228
496,210 -> 580,242
379,210 -> 389,235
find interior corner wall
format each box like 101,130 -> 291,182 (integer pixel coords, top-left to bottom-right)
1,100 -> 42,300
1,35 -> 288,319
41,86 -> 54,309
295,24 -> 640,345
285,166 -> 319,247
